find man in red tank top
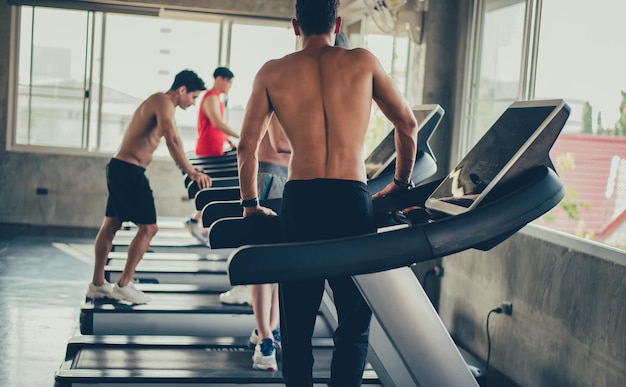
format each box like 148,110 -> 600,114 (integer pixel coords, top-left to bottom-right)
185,67 -> 240,243
195,67 -> 240,156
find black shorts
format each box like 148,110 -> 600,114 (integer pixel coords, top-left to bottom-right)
104,158 -> 157,225
280,178 -> 375,243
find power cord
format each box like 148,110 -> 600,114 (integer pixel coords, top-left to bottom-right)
485,302 -> 512,386
485,306 -> 502,378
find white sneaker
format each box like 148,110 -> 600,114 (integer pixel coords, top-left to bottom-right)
111,281 -> 152,304
184,218 -> 208,244
219,285 -> 251,305
249,329 -> 281,350
253,339 -> 278,371
85,280 -> 114,299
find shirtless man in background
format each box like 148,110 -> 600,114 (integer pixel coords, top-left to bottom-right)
86,69 -> 212,305
236,0 -> 418,385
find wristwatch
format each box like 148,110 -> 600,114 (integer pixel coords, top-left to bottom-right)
240,198 -> 259,208
393,177 -> 415,189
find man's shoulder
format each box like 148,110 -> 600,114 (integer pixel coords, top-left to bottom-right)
342,47 -> 376,61
146,92 -> 166,100
261,54 -> 294,70
144,92 -> 173,109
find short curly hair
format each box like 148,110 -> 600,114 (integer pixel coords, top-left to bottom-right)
170,70 -> 206,92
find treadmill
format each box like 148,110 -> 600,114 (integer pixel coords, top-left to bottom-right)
56,99 -> 570,386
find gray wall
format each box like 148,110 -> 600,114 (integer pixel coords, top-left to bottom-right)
1,1 -> 624,387
439,227 -> 625,387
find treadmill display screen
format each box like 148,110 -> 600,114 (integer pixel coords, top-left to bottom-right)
365,105 -> 441,179
426,103 -> 561,215
365,129 -> 396,179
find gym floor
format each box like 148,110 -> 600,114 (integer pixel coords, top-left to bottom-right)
0,224 -> 97,386
0,223 -> 519,387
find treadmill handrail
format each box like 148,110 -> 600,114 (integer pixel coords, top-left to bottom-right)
227,166 -> 563,285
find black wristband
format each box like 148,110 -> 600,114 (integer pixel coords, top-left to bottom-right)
393,178 -> 414,189
240,198 -> 259,208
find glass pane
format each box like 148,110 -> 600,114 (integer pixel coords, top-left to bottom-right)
464,0 -> 527,149
533,0 -> 626,250
101,14 -> 219,155
477,1 -> 525,101
15,7 -> 88,147
228,22 -> 296,132
15,7 -> 33,145
363,32 -> 411,157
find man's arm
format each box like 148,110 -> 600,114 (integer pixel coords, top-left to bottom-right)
158,100 -> 212,190
370,54 -> 418,198
237,69 -> 276,217
203,94 -> 240,139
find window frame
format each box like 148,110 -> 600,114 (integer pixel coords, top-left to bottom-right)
6,4 -> 295,158
457,0 -> 626,257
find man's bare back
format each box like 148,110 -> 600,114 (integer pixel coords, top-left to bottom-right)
257,46 -> 379,181
238,29 -> 417,205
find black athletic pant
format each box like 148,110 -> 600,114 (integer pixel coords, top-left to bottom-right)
279,179 -> 375,387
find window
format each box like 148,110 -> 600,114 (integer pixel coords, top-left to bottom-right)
463,0 -> 626,250
347,14 -> 413,157
98,13 -> 219,156
462,0 -> 528,149
11,6 -> 295,157
227,21 -> 296,132
15,7 -> 92,148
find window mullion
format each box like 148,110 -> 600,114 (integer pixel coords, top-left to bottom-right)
82,10 -> 95,149
95,12 -> 106,152
27,7 -> 35,144
526,0 -> 542,100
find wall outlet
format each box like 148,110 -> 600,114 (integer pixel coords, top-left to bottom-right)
499,301 -> 513,315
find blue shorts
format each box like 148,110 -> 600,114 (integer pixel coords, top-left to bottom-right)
257,161 -> 288,200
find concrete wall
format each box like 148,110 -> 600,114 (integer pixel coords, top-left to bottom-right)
438,226 -> 626,387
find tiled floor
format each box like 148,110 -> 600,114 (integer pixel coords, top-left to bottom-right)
0,224 -> 97,387
0,223 -> 519,387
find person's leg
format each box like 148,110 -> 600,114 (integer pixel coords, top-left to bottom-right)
251,283 -> 275,342
279,279 -> 325,387
86,216 -> 122,299
251,282 -> 279,371
109,223 -> 157,304
327,276 -> 372,387
270,283 -> 280,332
184,210 -> 208,243
117,223 -> 158,287
91,216 -> 122,286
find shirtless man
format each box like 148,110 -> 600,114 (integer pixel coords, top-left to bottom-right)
236,1 -> 418,385
86,69 -> 212,305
